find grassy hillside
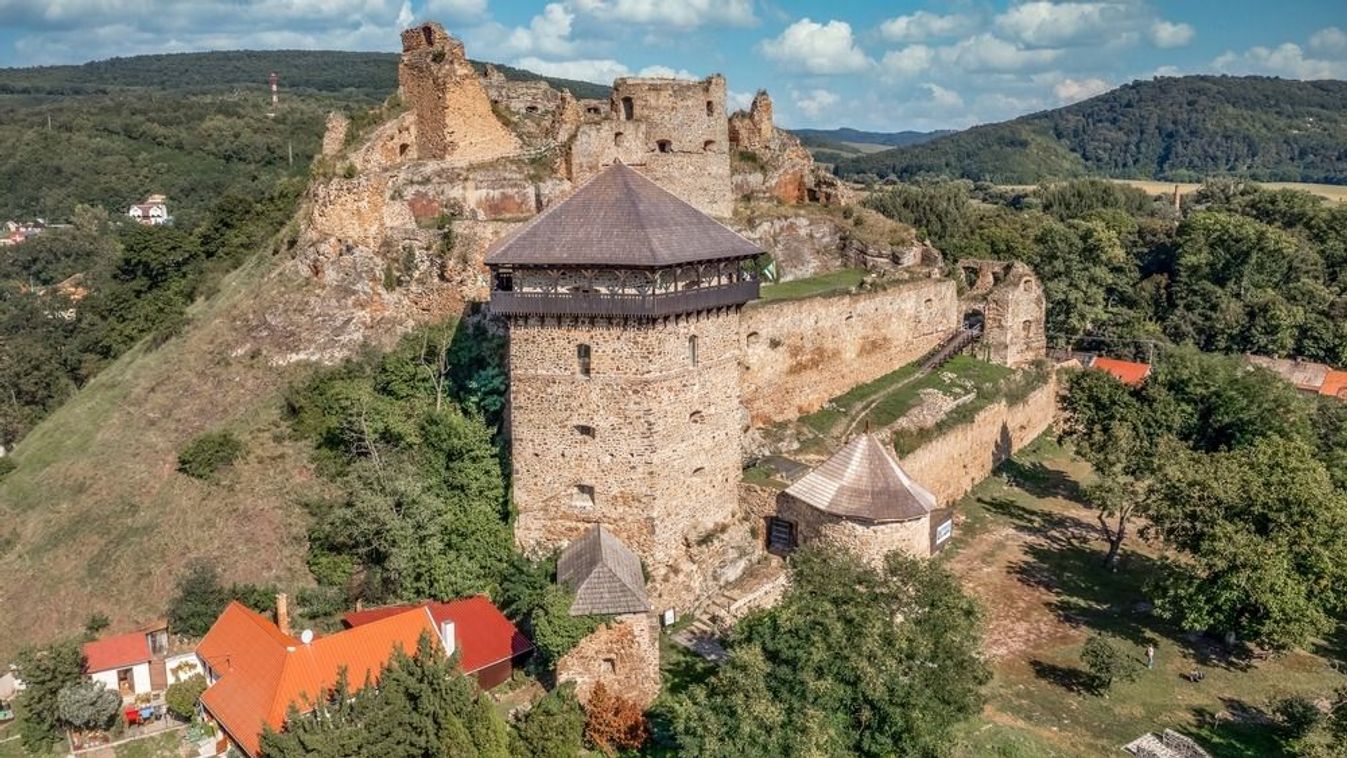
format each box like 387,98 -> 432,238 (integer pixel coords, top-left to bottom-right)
837,76 -> 1347,184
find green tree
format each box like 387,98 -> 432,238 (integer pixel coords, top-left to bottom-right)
511,684 -> 586,758
671,547 -> 988,757
165,675 -> 207,721
56,680 -> 120,731
13,639 -> 85,753
1080,633 -> 1141,695
166,561 -> 276,637
1148,436 -> 1347,650
529,585 -> 602,667
176,430 -> 246,480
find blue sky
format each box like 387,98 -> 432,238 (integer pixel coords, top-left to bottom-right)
1,1 -> 1344,130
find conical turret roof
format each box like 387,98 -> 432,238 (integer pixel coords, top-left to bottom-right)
785,434 -> 938,523
484,163 -> 760,267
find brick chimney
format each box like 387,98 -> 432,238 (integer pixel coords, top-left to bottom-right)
275,593 -> 291,637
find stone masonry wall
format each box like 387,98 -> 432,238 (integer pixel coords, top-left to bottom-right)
398,22 -> 520,163
960,260 -> 1047,368
777,494 -> 930,566
739,279 -> 958,425
556,613 -> 660,708
509,309 -> 743,611
899,372 -> 1058,506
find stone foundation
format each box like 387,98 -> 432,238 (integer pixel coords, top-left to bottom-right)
556,612 -> 661,709
776,494 -> 931,566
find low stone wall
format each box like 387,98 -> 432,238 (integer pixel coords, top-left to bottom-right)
899,372 -> 1058,506
739,279 -> 958,425
556,612 -> 661,708
778,494 -> 930,566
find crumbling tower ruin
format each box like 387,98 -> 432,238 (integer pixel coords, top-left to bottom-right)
486,164 -> 762,612
398,22 -> 520,162
568,76 -> 732,216
727,90 -> 774,151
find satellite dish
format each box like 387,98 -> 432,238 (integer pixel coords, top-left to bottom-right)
300,629 -> 315,645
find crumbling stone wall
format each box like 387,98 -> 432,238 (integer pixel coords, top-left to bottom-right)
728,90 -> 774,151
728,91 -> 847,207
900,373 -> 1058,505
321,112 -> 350,157
556,613 -> 660,708
776,494 -> 930,566
739,279 -> 959,425
959,260 -> 1047,368
398,22 -> 520,162
567,76 -> 731,216
508,309 -> 745,611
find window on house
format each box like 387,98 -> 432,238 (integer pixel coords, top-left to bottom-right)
766,517 -> 797,554
621,96 -> 634,120
575,424 -> 596,439
572,484 -> 595,508
614,131 -> 624,147
656,139 -> 672,153
494,272 -> 513,291
577,343 -> 592,376
1021,277 -> 1034,292
688,335 -> 698,366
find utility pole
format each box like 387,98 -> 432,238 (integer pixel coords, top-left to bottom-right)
288,140 -> 293,166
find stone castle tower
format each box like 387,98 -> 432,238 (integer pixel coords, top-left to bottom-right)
486,163 -> 762,611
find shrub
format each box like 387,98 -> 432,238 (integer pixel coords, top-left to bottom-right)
1080,633 -> 1141,694
0,457 -> 14,480
583,681 -> 649,755
57,681 -> 121,731
530,585 -> 601,667
177,430 -> 245,480
512,684 -> 585,758
83,613 -> 110,637
165,675 -> 207,721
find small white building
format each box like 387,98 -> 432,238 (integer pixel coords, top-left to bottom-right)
127,195 -> 171,226
84,630 -> 154,700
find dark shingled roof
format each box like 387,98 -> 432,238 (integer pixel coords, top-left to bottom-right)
784,434 -> 938,523
557,525 -> 650,616
484,163 -> 761,267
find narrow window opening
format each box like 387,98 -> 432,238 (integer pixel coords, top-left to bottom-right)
688,335 -> 698,366
1021,320 -> 1034,337
703,140 -> 716,152
421,25 -> 434,47
614,131 -> 624,147
656,139 -> 672,153
572,485 -> 595,509
745,331 -> 761,347
601,657 -> 617,675
621,96 -> 634,121
577,343 -> 592,376
1021,277 -> 1035,292
705,100 -> 714,116
689,411 -> 704,424
586,106 -> 601,115
398,143 -> 409,157
574,424 -> 595,439
524,105 -> 539,114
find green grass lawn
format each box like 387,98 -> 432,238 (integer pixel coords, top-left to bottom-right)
756,268 -> 866,302
944,438 -> 1347,757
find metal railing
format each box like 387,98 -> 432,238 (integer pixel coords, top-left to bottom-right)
490,280 -> 760,317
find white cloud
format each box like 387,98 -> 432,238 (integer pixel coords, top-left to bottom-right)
878,11 -> 975,43
727,90 -> 755,111
425,0 -> 487,20
572,0 -> 755,28
880,44 -> 934,79
938,33 -> 1063,72
1309,26 -> 1347,55
1214,42 -> 1347,79
791,87 -> 840,118
512,56 -> 629,83
634,64 -> 699,80
1053,77 -> 1111,102
923,83 -> 963,108
504,3 -> 577,56
1149,20 -> 1194,49
995,2 -> 1123,47
759,18 -> 872,74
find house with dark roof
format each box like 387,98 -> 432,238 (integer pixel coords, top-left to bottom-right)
553,526 -> 662,708
770,433 -> 953,565
341,595 -> 532,689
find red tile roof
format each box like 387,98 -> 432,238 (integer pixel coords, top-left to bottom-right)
342,596 -> 532,675
1321,370 -> 1347,399
84,631 -> 151,673
1091,356 -> 1151,387
197,602 -> 438,757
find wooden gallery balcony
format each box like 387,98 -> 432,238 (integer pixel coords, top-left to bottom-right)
490,279 -> 761,318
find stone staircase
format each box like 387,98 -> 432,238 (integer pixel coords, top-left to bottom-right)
672,557 -> 788,662
1123,730 -> 1212,758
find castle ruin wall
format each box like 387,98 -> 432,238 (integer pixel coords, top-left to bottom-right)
556,612 -> 661,708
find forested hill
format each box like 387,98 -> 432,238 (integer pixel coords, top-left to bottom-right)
835,76 -> 1347,185
0,49 -> 610,99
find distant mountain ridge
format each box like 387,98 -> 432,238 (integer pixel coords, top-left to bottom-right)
834,76 -> 1347,185
790,128 -> 953,148
0,49 -> 611,100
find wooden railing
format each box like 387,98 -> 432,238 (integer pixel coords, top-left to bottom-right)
490,280 -> 760,317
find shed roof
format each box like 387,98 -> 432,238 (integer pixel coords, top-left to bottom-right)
557,525 -> 650,616
341,596 -> 533,674
785,433 -> 938,523
484,163 -> 760,268
1090,356 -> 1152,387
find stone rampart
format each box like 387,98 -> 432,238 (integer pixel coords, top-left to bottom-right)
556,613 -> 660,708
899,372 -> 1058,506
739,279 -> 958,425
